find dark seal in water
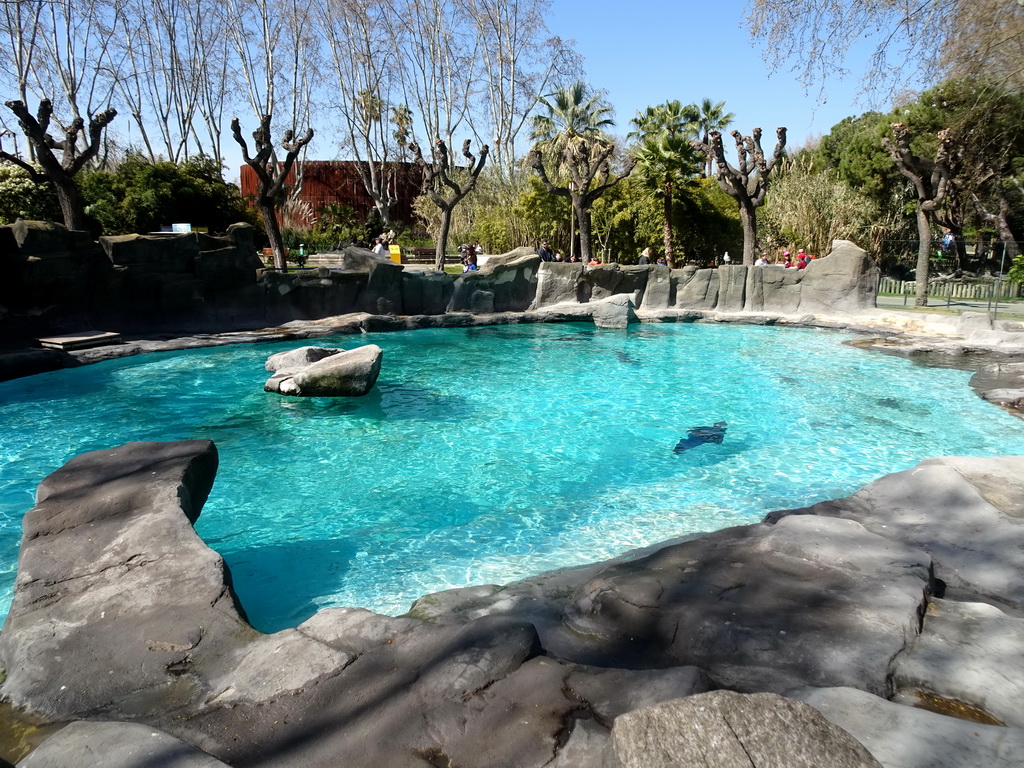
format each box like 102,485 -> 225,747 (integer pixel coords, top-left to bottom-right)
674,421 -> 727,453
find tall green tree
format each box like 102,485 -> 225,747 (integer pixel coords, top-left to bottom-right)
882,122 -> 953,306
78,154 -> 258,235
527,80 -> 633,262
629,101 -> 701,267
529,80 -> 615,159
916,80 -> 1024,263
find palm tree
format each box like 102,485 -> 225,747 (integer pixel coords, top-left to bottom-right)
529,80 -> 615,157
629,100 -> 697,143
696,98 -> 734,178
527,81 -> 631,262
630,101 -> 702,267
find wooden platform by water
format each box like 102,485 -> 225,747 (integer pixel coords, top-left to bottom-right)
37,331 -> 122,351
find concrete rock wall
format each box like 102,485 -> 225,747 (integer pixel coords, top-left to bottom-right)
1,230 -> 879,347
524,240 -> 879,316
0,220 -> 263,340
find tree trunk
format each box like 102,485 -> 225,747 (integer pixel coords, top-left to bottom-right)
53,176 -> 86,232
994,207 -> 1020,262
259,197 -> 288,271
946,233 -> 962,272
435,208 -> 453,271
738,201 -> 757,266
574,196 -> 592,263
569,200 -> 575,262
662,180 -> 675,268
914,208 -> 931,307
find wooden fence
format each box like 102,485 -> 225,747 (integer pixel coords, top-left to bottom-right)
878,277 -> 1022,299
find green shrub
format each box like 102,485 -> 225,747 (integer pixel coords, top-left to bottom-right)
79,154 -> 260,236
0,163 -> 60,224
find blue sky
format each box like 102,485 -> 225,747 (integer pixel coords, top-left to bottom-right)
546,0 -> 912,150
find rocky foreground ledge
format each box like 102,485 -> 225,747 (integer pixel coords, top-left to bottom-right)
2,442 -> 1024,767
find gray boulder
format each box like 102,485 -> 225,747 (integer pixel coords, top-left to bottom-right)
532,262 -> 585,308
638,265 -> 672,310
415,512 -> 937,696
0,442 -> 590,767
768,455 -> 1024,610
981,387 -> 1024,409
714,264 -> 747,311
12,219 -> 92,254
336,245 -> 404,314
0,440 -> 261,720
615,266 -> 650,307
419,513 -> 933,698
746,263 -> 803,313
401,270 -> 454,315
795,686 -> 1024,768
958,311 -> 995,335
264,345 -> 342,373
17,721 -> 229,768
266,344 -> 382,396
971,360 -> 1024,399
470,288 -> 495,314
100,232 -> 198,273
449,247 -> 539,313
478,245 -> 537,272
893,598 -> 1024,727
567,665 -> 713,723
797,240 -> 879,313
674,266 -> 719,309
557,514 -> 931,695
582,264 -> 624,301
592,294 -> 638,329
604,690 -> 882,768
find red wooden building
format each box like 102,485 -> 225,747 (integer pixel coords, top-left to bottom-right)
239,160 -> 424,227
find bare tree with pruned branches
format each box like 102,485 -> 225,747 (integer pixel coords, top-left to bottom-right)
226,0 -> 318,229
315,0 -> 406,228
112,0 -> 232,165
462,0 -> 579,181
411,138 -> 488,270
694,127 -> 786,265
232,114 -> 313,270
1,98 -> 116,231
527,138 -> 634,265
747,0 -> 1024,97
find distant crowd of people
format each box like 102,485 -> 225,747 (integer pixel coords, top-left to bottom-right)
755,248 -> 815,268
538,240 -> 585,263
532,240 -> 816,269
637,247 -> 666,266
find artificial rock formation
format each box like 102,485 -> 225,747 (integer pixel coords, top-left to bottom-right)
15,721 -> 230,768
605,690 -> 882,768
1,235 -> 883,378
263,344 -> 382,397
3,442 -> 1024,767
448,246 -> 539,313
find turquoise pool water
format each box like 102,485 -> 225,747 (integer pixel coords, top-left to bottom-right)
3,322 -> 1024,632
